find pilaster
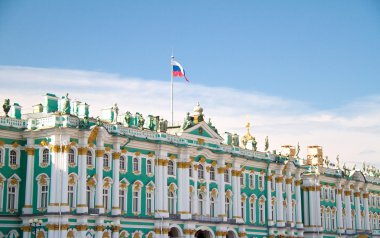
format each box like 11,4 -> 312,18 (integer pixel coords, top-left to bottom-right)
77,134 -> 88,213
23,137 -> 35,214
112,141 -> 121,215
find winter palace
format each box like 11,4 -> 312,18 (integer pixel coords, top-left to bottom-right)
0,93 -> 380,238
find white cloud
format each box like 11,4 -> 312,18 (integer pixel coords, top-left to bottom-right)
0,65 -> 379,167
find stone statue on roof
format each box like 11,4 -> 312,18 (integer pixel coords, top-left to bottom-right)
62,93 -> 70,114
137,113 -> 145,129
252,137 -> 257,151
2,99 -> 11,117
181,112 -> 193,130
264,136 -> 269,151
296,142 -> 300,157
112,103 -> 119,123
124,111 -> 132,127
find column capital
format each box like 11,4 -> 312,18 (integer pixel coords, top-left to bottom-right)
25,147 -> 35,155
78,147 -> 88,155
275,176 -> 284,183
96,149 -> 105,157
112,152 -> 121,159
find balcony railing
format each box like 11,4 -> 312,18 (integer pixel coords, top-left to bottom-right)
192,215 -> 223,222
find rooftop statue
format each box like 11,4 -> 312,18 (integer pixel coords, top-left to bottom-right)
62,93 -> 70,114
96,116 -> 103,127
241,136 -> 248,149
159,118 -> 168,133
207,118 -> 218,133
336,155 -> 340,169
252,137 -> 257,151
296,142 -> 300,157
112,103 -> 119,123
181,112 -> 193,130
137,113 -> 145,129
2,99 -> 11,117
264,136 -> 269,151
124,111 -> 132,127
232,133 -> 239,147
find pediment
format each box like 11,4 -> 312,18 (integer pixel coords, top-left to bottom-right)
179,121 -> 223,144
351,171 -> 366,182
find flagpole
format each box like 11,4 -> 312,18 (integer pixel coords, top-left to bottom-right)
171,55 -> 174,127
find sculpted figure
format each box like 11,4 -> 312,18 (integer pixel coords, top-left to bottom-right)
96,116 -> 103,126
63,93 -> 70,114
137,113 -> 145,129
181,112 -> 193,130
232,133 -> 239,147
296,142 -> 300,157
112,103 -> 119,123
264,136 -> 269,151
124,111 -> 132,127
2,99 -> 11,117
252,137 -> 257,151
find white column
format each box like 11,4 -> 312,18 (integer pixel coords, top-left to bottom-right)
217,158 -> 226,221
22,230 -> 30,238
275,170 -> 284,227
336,187 -> 344,233
77,143 -> 88,213
316,183 -> 322,229
23,138 -> 35,214
177,150 -> 190,218
363,192 -> 370,231
48,143 -> 59,213
112,142 -> 121,215
354,190 -> 362,230
95,147 -> 104,214
112,219 -> 120,238
295,176 -> 303,228
267,173 -> 273,226
285,172 -> 293,225
193,164 -> 198,215
303,187 -> 309,227
60,144 -> 70,212
155,149 -> 168,218
232,163 -> 241,220
345,189 -> 353,230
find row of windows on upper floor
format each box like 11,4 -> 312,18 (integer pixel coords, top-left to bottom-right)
320,186 -> 380,209
0,149 -> 20,169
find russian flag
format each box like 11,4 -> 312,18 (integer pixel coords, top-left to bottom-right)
172,60 -> 189,82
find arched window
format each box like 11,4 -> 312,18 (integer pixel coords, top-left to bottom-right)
120,156 -> 126,170
133,158 -> 139,172
86,151 -> 93,166
42,149 -> 49,164
168,160 -> 174,176
209,167 -> 215,180
9,150 -> 17,166
198,193 -> 204,215
7,184 -> 17,211
68,149 -> 75,164
103,154 -> 110,168
198,164 -> 204,179
146,160 -> 152,174
168,191 -> 175,214
210,196 -> 215,217
0,148 -> 3,164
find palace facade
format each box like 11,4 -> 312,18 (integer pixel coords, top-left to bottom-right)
0,93 -> 380,238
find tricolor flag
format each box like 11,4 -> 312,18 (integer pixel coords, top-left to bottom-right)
172,60 -> 189,82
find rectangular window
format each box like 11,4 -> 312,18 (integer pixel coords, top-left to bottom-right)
119,190 -> 126,212
249,174 -> 255,189
133,191 -> 139,213
41,185 -> 48,209
259,175 -> 264,189
7,186 -> 16,210
146,192 -> 152,215
240,173 -> 245,186
103,189 -> 109,211
68,185 -> 75,209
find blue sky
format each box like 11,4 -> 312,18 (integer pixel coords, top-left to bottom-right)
0,1 -> 379,109
0,1 -> 380,166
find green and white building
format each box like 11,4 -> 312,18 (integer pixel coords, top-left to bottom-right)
0,93 -> 380,238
